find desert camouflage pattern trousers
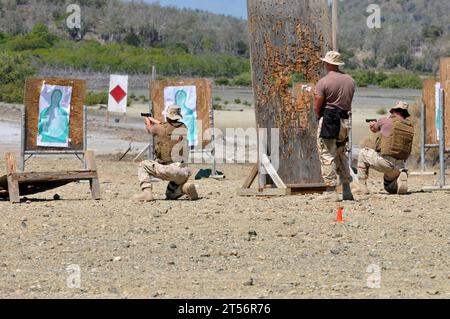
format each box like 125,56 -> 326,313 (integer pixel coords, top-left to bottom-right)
317,117 -> 352,187
357,147 -> 405,182
138,160 -> 192,199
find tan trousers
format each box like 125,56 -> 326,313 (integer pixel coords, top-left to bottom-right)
357,147 -> 405,182
317,117 -> 352,187
138,160 -> 191,190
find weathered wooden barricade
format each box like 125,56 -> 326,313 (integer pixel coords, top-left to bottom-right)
239,0 -> 332,196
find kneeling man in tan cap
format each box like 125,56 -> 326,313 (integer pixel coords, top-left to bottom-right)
357,102 -> 414,195
133,105 -> 199,202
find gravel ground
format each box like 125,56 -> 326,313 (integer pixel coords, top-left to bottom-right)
0,158 -> 449,299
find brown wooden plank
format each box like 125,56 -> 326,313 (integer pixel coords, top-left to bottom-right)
247,0 -> 331,186
440,57 -> 450,83
150,79 -> 212,149
241,164 -> 258,189
5,153 -> 20,203
438,59 -> 450,148
286,183 -> 328,189
85,150 -> 101,200
444,80 -> 450,149
24,78 -> 86,152
261,154 -> 287,189
237,188 -> 291,197
13,171 -> 97,183
423,79 -> 437,145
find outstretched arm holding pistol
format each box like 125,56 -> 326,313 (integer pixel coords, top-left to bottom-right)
365,119 -> 379,133
141,113 -> 162,134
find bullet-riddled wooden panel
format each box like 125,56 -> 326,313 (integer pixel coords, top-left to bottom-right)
423,79 -> 437,145
444,80 -> 450,149
440,57 -> 450,83
441,59 -> 450,148
247,0 -> 331,185
150,79 -> 212,148
24,78 -> 86,152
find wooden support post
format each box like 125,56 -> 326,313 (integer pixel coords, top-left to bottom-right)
332,0 -> 339,51
241,164 -> 258,189
85,150 -> 101,200
5,153 -> 20,203
260,154 -> 287,189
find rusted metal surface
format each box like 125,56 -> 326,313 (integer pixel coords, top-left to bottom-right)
247,0 -> 331,185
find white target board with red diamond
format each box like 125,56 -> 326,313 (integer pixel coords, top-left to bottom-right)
108,75 -> 128,113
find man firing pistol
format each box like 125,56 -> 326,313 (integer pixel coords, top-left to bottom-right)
356,101 -> 414,195
133,105 -> 199,202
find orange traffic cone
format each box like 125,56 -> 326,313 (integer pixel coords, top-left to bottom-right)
336,207 -> 344,222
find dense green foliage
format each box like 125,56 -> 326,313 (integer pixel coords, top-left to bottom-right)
340,0 -> 450,73
0,52 -> 36,103
85,91 -> 108,106
0,25 -> 249,78
347,70 -> 422,89
0,13 -> 429,105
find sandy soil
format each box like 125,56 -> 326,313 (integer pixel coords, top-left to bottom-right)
0,157 -> 449,299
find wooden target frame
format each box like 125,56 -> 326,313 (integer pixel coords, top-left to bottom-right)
150,79 -> 213,149
20,78 -> 87,170
422,58 -> 450,149
441,58 -> 450,149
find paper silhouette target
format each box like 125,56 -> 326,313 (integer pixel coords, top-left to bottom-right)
23,78 -> 86,153
37,84 -> 72,148
164,86 -> 198,146
151,79 -> 212,150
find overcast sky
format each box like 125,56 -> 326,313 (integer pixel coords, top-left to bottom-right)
143,0 -> 248,18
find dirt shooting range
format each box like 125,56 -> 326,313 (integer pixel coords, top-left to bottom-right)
0,0 -> 450,301
1,0 -> 449,202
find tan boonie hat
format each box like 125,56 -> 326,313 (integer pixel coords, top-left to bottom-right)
320,51 -> 345,66
390,101 -> 410,117
165,105 -> 183,121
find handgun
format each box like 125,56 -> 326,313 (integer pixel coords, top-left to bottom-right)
365,119 -> 377,123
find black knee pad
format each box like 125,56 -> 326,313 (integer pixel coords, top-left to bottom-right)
384,178 -> 398,194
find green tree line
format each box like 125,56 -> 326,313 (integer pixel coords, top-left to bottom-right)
0,24 -> 424,104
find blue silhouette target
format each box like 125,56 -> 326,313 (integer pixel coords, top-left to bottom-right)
164,86 -> 198,146
37,84 -> 72,147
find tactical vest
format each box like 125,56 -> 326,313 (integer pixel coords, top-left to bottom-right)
378,117 -> 414,160
154,122 -> 187,164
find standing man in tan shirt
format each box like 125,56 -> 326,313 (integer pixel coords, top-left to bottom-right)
314,51 -> 356,202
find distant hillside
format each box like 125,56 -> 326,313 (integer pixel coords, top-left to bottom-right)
0,0 -> 249,57
0,0 -> 448,73
339,0 -> 450,73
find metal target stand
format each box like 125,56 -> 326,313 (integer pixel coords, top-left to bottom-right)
420,87 -> 450,191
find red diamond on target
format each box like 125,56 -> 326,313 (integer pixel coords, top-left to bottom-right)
110,85 -> 127,103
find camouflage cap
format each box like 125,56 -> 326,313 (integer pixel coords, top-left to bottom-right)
165,105 -> 183,121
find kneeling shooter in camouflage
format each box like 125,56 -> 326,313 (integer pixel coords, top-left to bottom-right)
133,105 -> 199,202
357,101 -> 414,195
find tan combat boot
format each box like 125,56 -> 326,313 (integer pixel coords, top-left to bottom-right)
132,188 -> 155,202
182,183 -> 199,201
355,179 -> 370,195
315,187 -> 341,202
397,171 -> 408,195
